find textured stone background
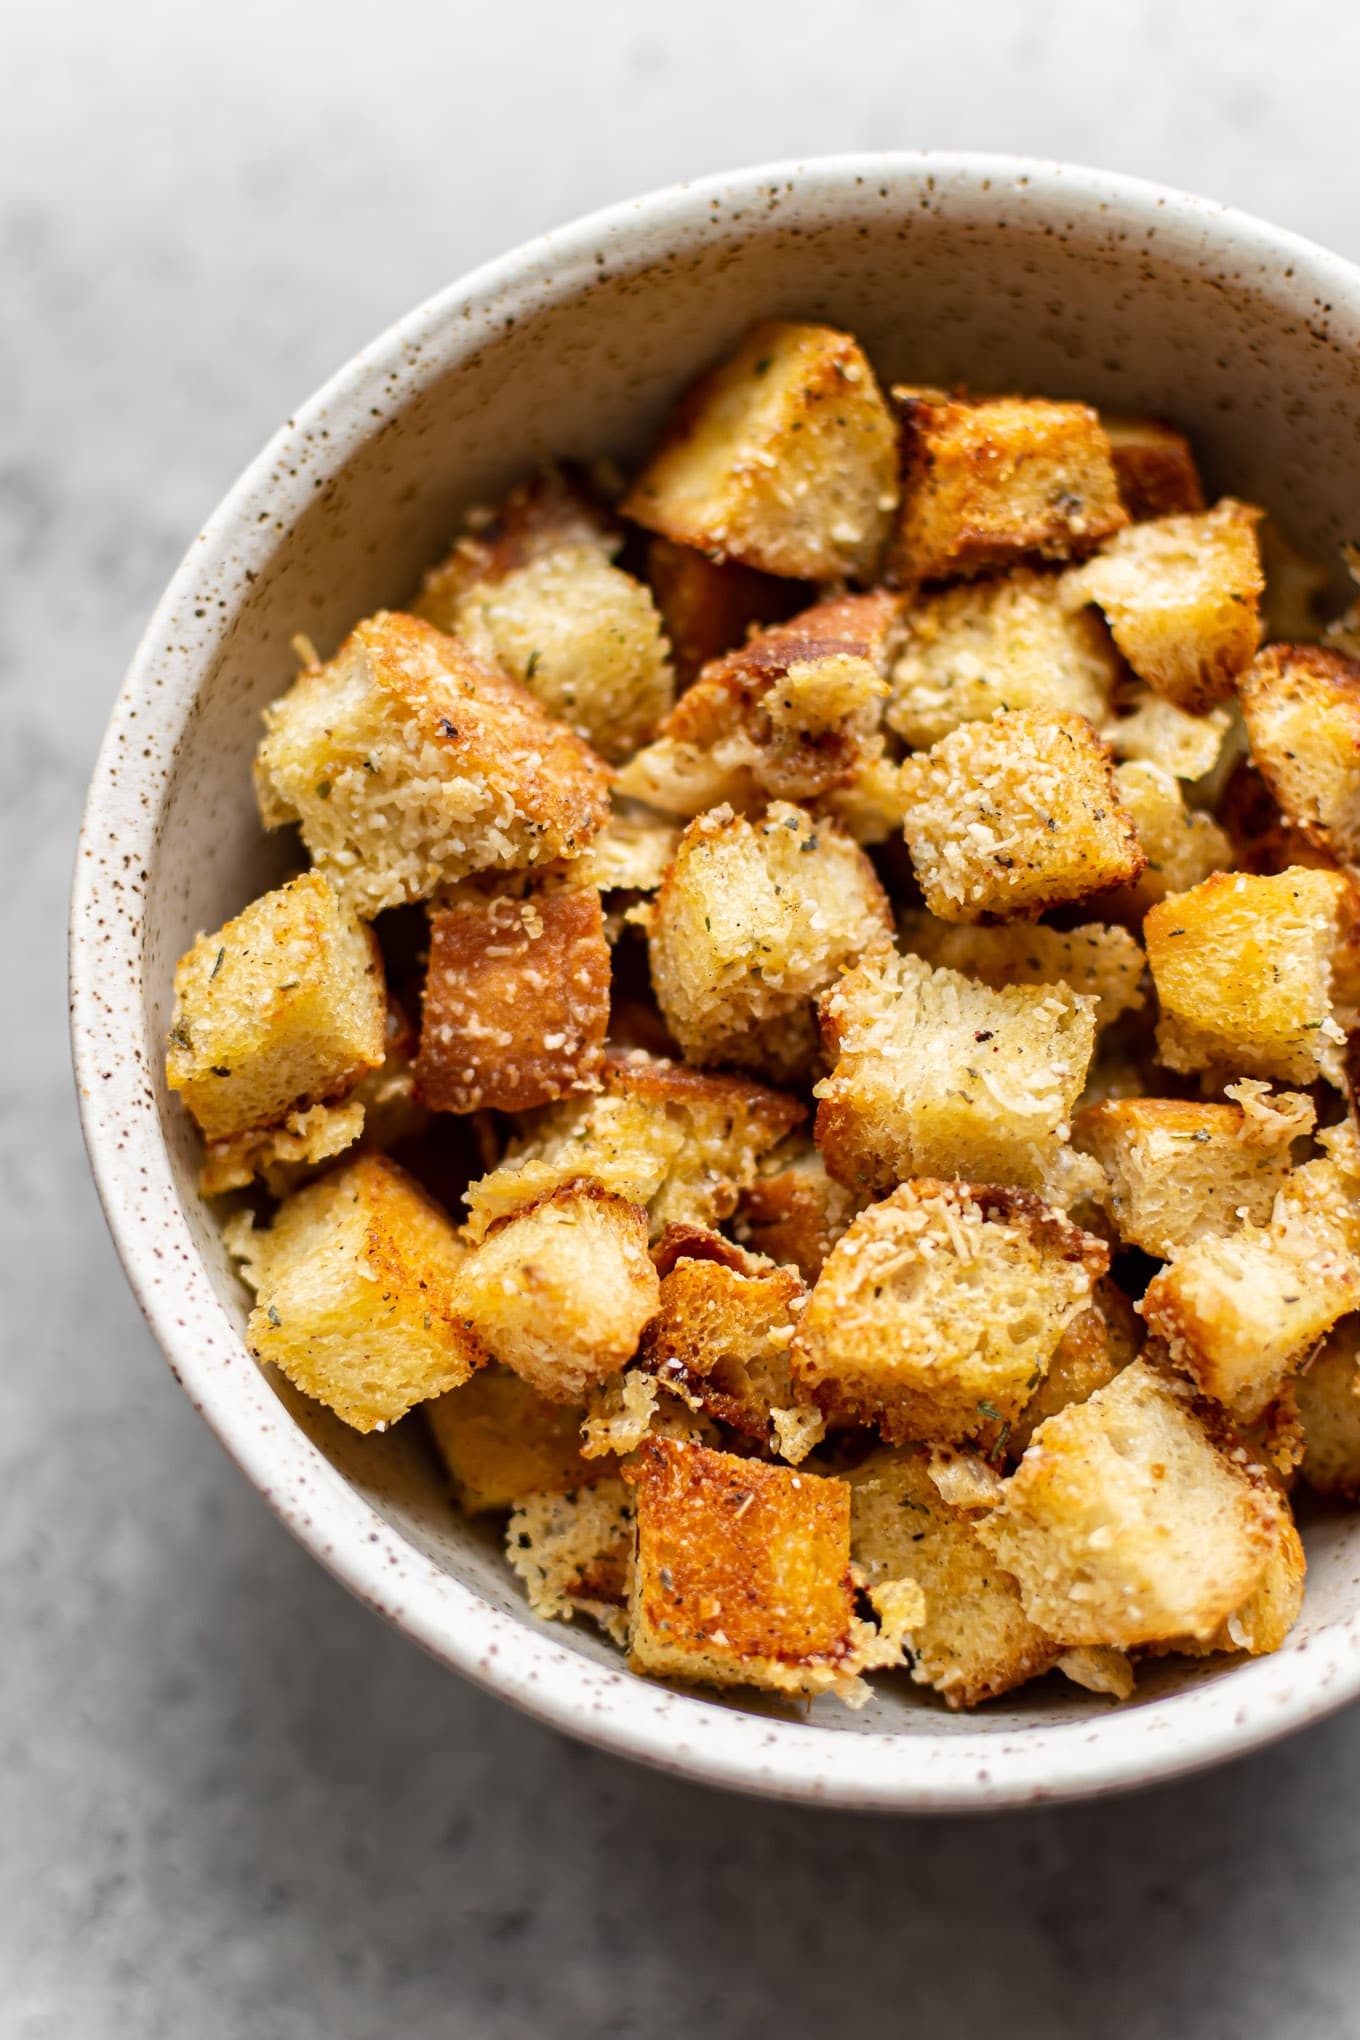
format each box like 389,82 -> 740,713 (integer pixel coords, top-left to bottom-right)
8,3 -> 1360,2033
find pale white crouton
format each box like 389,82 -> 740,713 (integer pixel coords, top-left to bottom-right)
1110,759 -> 1232,914
1102,689 -> 1234,782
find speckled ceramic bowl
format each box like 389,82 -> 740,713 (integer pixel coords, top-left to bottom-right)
72,154 -> 1360,1810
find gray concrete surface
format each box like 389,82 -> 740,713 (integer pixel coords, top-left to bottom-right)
6,3 -> 1360,2032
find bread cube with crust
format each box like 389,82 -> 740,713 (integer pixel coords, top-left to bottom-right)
888,391 -> 1126,585
463,1051 -> 803,1242
427,1366 -> 602,1513
166,870 -> 385,1143
1064,500 -> 1264,712
416,874 -> 610,1114
1140,1157 -> 1360,1422
1146,867 -> 1360,1086
417,464 -> 617,611
815,948 -> 1097,1196
647,801 -> 892,1082
1239,643 -> 1360,865
1073,1083 -> 1315,1258
899,709 -> 1145,923
900,913 -> 1145,1033
198,1097 -> 367,1198
645,536 -> 804,688
1297,1317 -> 1360,1499
735,1137 -> 869,1282
1217,757 -> 1337,879
224,1153 -> 483,1432
886,568 -> 1120,749
506,1477 -> 635,1643
252,612 -> 611,917
976,1359 -> 1285,1648
992,1287 -> 1140,1463
790,1180 -> 1107,1444
1102,690 -> 1234,783
1101,416 -> 1205,521
635,1237 -> 811,1453
848,1448 -> 1060,1708
622,321 -> 899,583
453,1183 -> 659,1403
1109,759 -> 1232,915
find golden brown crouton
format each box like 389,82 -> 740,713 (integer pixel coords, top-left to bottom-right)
734,1137 -> 869,1282
1140,1157 -> 1360,1422
898,709 -> 1145,923
1102,690 -> 1235,783
416,875 -> 610,1114
1146,867 -> 1360,1086
815,949 -> 1097,1196
644,535 -> 804,688
463,1051 -> 803,1242
453,1183 -> 659,1403
1073,1084 -> 1315,1258
253,612 -> 611,917
889,391 -> 1126,584
506,1477 -> 635,1643
976,1359 -> 1283,1647
1239,643 -> 1360,865
1297,1317 -> 1360,1499
635,1243 -> 811,1453
992,1287 -> 1140,1463
166,870 -> 385,1143
899,913 -> 1145,1033
198,1098 -> 367,1198
1216,757 -> 1337,878
790,1180 -> 1107,1444
426,1365 -> 602,1513
1064,500 -> 1264,712
886,568 -> 1120,748
224,1154 -> 483,1432
622,321 -> 899,583
1101,416 -> 1205,521
647,801 -> 892,1083
576,800 -> 680,895
848,1448 -> 1060,1707
1108,759 -> 1233,915
416,465 -> 616,609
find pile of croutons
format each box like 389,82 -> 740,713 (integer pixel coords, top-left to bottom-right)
167,317 -> 1360,1712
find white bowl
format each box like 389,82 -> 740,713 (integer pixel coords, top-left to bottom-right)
71,153 -> 1360,1810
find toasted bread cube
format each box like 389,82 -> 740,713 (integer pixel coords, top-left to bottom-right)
427,1366 -> 602,1513
886,568 -> 1120,749
899,709 -> 1144,923
1140,1158 -> 1360,1421
454,1184 -> 658,1403
1065,500 -> 1264,712
735,1138 -> 868,1282
1297,1317 -> 1360,1499
253,612 -> 611,917
636,1245 -> 809,1450
1102,416 -> 1205,521
645,536 -> 804,688
198,1097 -> 366,1197
1239,643 -> 1360,864
648,801 -> 892,1082
1108,759 -> 1232,916
577,800 -> 680,894
1102,690 -> 1234,783
625,1438 -> 864,1697
814,751 -> 910,846
889,392 -> 1126,584
416,876 -> 609,1114
1146,867 -> 1360,1086
976,1360 -> 1281,1646
464,1051 -> 802,1242
1217,756 -> 1336,878
900,913 -> 1145,1033
994,1288 -> 1140,1463
506,1477 -> 635,1643
1074,1084 -> 1315,1258
849,1449 -> 1059,1707
224,1154 -> 482,1432
417,464 -> 616,608
815,949 -> 1096,1196
623,322 -> 898,583
791,1180 -> 1107,1444
166,870 -> 385,1143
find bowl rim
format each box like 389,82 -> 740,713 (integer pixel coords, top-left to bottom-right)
70,148 -> 1360,1811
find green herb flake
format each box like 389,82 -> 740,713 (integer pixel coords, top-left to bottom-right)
316,780 -> 331,800
209,946 -> 226,980
267,1305 -> 282,1327
526,648 -> 543,680
976,1400 -> 1005,1423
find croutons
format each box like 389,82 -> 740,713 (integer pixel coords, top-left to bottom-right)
899,709 -> 1145,923
889,391 -> 1126,584
1145,867 -> 1360,1086
463,1051 -> 802,1242
996,1288 -> 1140,1462
577,800 -> 680,895
815,949 -> 1096,1196
1297,1318 -> 1360,1499
647,801 -> 892,1081
416,875 -> 610,1113
848,1449 -> 1060,1707
1073,1084 -> 1315,1258
253,612 -> 611,917
735,1137 -> 868,1282
166,870 -> 385,1143
976,1360 -> 1284,1647
635,1241 -> 811,1452
1140,1158 -> 1360,1422
886,568 -> 1120,748
645,536 -> 802,688
224,1154 -> 483,1432
1239,643 -> 1360,864
622,321 -> 899,583
1108,759 -> 1232,914
1102,690 -> 1234,783
1064,500 -> 1264,712
790,1180 -> 1107,1444
453,1183 -> 659,1403
899,913 -> 1145,1033
198,1098 -> 366,1198
1101,416 -> 1205,521
506,1477 -> 635,1643
427,1366 -> 602,1513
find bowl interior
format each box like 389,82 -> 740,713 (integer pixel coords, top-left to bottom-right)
78,155 -> 1360,1804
